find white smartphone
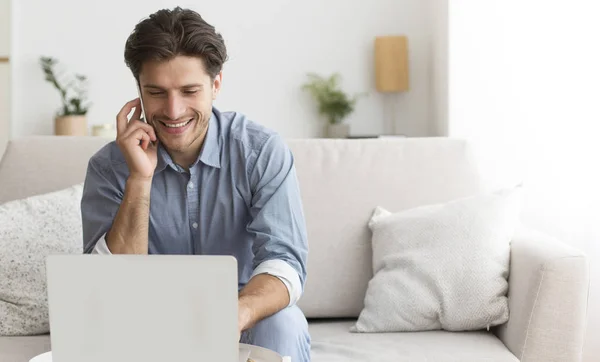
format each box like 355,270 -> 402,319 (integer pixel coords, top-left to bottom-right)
136,81 -> 156,146
136,82 -> 147,123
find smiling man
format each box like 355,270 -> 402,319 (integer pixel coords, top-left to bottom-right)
80,7 -> 310,362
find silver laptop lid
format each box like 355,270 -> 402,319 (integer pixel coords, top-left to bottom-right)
46,255 -> 238,362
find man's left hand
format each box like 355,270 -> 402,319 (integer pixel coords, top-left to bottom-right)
237,274 -> 290,341
238,300 -> 252,341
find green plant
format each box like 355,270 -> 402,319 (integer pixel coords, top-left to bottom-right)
40,56 -> 91,116
302,73 -> 364,125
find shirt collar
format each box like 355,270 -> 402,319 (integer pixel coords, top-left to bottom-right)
154,108 -> 221,174
198,110 -> 221,169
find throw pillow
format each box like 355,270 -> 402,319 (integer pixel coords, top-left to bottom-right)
351,186 -> 523,333
0,184 -> 84,336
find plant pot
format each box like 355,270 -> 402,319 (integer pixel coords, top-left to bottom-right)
327,123 -> 350,138
55,115 -> 87,136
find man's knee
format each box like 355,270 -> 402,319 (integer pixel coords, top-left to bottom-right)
255,305 -> 308,338
243,305 -> 311,361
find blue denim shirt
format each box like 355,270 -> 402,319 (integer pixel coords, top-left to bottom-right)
81,107 -> 308,291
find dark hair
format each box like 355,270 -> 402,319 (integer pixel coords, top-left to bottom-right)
124,7 -> 228,81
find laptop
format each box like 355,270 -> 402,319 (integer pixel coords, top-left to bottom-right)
46,254 -> 240,362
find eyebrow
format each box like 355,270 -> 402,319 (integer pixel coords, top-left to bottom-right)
143,84 -> 204,90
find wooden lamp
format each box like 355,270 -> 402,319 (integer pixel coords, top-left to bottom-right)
375,35 -> 409,134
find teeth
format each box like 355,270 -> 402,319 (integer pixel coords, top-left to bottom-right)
163,119 -> 192,128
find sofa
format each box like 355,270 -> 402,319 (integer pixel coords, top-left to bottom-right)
0,136 -> 590,362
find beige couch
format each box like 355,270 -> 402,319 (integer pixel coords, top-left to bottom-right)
0,136 -> 590,362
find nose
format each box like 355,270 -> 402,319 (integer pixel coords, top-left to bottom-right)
164,94 -> 187,121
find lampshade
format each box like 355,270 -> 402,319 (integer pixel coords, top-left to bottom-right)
375,35 -> 409,92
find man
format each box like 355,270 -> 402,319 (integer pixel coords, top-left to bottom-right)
81,7 -> 310,362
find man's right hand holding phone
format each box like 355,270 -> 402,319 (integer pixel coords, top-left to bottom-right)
115,98 -> 158,181
105,98 -> 157,254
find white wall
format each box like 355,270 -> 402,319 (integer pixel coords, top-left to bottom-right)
447,1 -> 600,361
0,0 -> 10,151
428,0 -> 448,136
0,0 -> 8,56
10,0 -> 435,139
0,63 -> 8,153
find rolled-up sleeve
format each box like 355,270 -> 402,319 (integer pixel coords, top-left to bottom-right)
81,156 -> 123,254
246,134 -> 309,305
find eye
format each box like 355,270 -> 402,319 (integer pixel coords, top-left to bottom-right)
148,91 -> 164,96
183,90 -> 198,95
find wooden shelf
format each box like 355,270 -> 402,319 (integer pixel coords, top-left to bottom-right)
0,57 -> 9,63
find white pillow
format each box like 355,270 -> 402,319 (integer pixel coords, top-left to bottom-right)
0,184 -> 84,336
351,186 -> 523,333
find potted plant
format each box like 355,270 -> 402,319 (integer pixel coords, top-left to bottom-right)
40,56 -> 92,136
302,72 -> 363,138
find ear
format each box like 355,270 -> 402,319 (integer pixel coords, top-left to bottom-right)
212,71 -> 223,100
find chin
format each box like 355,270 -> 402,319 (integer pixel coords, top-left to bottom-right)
155,118 -> 205,153
159,138 -> 189,154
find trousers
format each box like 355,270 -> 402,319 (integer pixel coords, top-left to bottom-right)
240,305 -> 311,362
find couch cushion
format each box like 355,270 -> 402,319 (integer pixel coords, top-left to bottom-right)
0,335 -> 51,362
0,184 -> 84,336
289,138 -> 484,318
309,320 -> 518,362
0,322 -> 519,362
352,186 -> 523,333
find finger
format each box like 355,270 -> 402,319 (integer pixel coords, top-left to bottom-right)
116,98 -> 141,135
128,129 -> 150,150
123,120 -> 157,142
140,132 -> 150,151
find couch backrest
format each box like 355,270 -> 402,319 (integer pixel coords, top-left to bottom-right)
0,136 -> 111,203
288,138 -> 484,317
0,136 -> 484,318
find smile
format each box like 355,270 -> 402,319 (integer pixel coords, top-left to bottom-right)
160,119 -> 193,128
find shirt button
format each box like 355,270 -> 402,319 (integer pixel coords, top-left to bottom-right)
192,222 -> 198,229
188,182 -> 194,189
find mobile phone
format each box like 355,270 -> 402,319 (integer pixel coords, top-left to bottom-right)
136,81 -> 156,146
136,82 -> 147,123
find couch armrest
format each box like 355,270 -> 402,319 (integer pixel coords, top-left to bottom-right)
495,227 -> 589,362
